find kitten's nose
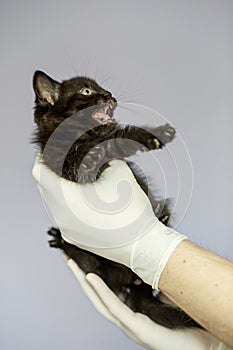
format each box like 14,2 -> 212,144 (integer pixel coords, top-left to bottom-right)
98,95 -> 117,109
107,97 -> 117,109
102,90 -> 113,98
104,91 -> 117,108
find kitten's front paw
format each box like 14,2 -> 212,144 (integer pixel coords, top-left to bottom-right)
78,160 -> 99,183
146,124 -> 175,150
154,124 -> 176,145
78,166 -> 98,183
78,146 -> 106,183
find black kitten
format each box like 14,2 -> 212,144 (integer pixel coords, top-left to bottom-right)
32,70 -> 199,329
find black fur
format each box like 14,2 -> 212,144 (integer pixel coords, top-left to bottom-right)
32,70 -> 199,329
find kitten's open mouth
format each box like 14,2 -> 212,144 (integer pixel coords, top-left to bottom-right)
92,103 -> 115,125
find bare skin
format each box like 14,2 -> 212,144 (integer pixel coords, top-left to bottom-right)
158,240 -> 233,348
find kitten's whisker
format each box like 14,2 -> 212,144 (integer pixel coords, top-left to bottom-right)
93,61 -> 102,81
112,81 -> 141,104
92,61 -> 111,86
115,93 -> 139,103
65,53 -> 79,76
111,77 -> 141,100
114,86 -> 141,103
82,57 -> 93,78
99,74 -> 111,87
117,104 -> 138,113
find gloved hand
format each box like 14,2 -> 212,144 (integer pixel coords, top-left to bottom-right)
32,155 -> 186,290
65,258 -> 228,350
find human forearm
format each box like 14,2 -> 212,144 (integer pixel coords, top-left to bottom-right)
159,240 -> 233,348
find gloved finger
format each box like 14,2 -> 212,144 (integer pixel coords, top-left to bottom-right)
63,253 -> 69,262
66,259 -> 120,326
86,273 -> 221,350
83,272 -> 141,344
32,154 -> 131,187
65,258 -> 139,342
32,154 -> 42,182
85,273 -> 145,343
32,154 -> 58,187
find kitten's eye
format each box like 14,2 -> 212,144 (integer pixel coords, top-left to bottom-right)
80,87 -> 94,96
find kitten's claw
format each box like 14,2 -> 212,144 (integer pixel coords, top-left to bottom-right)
153,139 -> 161,149
160,215 -> 169,224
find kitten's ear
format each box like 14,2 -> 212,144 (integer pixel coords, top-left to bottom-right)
33,71 -> 61,105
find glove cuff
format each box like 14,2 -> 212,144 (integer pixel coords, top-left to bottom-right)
129,221 -> 187,290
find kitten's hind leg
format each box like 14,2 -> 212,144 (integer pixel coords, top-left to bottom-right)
47,227 -> 105,275
48,227 -> 65,248
125,283 -> 200,329
151,124 -> 176,146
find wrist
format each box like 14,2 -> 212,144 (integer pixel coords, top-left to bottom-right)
73,220 -> 186,292
129,221 -> 187,289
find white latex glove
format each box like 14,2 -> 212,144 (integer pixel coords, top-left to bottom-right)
32,154 -> 187,290
66,258 -> 228,350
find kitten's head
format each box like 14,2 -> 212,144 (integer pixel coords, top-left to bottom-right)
33,71 -> 117,133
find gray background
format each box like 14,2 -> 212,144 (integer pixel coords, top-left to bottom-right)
1,0 -> 233,349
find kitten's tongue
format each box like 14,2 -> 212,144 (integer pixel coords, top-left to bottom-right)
94,112 -> 111,121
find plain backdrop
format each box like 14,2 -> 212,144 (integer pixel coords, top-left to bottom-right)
1,1 -> 233,349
